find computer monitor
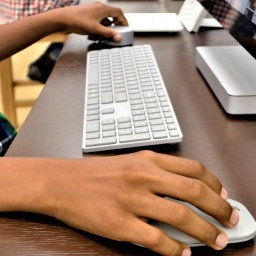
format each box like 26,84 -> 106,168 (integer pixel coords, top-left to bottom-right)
195,0 -> 256,114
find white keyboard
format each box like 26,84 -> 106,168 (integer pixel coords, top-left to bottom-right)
82,45 -> 183,153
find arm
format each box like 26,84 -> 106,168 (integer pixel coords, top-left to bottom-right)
0,2 -> 128,60
0,151 -> 238,256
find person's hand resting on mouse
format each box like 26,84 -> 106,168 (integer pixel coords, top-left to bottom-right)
1,151 -> 239,256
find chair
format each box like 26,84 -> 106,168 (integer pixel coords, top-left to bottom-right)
0,33 -> 67,128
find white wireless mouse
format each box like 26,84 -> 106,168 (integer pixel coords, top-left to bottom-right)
135,198 -> 256,247
102,26 -> 134,46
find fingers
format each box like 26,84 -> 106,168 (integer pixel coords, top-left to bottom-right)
137,151 -> 225,197
86,3 -> 128,41
143,169 -> 236,227
126,195 -> 232,251
123,151 -> 239,249
98,5 -> 128,41
93,2 -> 128,41
123,151 -> 238,227
58,2 -> 128,39
119,217 -> 191,256
84,2 -> 128,26
87,24 -> 123,42
104,5 -> 129,26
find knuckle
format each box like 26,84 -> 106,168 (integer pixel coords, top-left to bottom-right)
122,151 -> 154,179
169,204 -> 190,226
165,246 -> 186,256
143,230 -> 185,256
186,159 -> 222,193
218,200 -> 232,220
116,7 -> 122,13
187,159 -> 206,177
211,175 -> 223,193
141,229 -> 173,252
182,178 -> 206,200
202,224 -> 219,242
135,150 -> 154,160
121,161 -> 148,184
143,230 -> 161,248
94,1 -> 102,7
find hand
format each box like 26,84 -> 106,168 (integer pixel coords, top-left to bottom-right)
55,2 -> 128,42
0,2 -> 128,60
45,150 -> 239,256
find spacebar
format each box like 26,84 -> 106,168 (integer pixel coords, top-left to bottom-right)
119,133 -> 150,143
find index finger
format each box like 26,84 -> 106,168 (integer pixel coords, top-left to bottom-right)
105,5 -> 129,26
143,151 -> 227,198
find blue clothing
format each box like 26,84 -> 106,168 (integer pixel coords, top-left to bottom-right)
0,113 -> 16,156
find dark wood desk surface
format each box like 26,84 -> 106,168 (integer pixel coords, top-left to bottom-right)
4,1 -> 256,255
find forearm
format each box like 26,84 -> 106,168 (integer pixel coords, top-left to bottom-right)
0,9 -> 64,60
0,157 -> 69,215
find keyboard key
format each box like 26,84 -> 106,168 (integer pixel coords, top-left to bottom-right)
102,119 -> 115,125
119,133 -> 150,143
115,92 -> 128,102
88,64 -> 99,85
86,121 -> 100,133
101,92 -> 113,104
118,129 -> 133,136
117,117 -> 131,123
152,131 -> 168,139
86,133 -> 100,139
86,137 -> 117,147
101,108 -> 114,114
170,130 -> 179,137
102,131 -> 116,138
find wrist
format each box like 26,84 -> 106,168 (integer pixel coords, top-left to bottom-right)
45,8 -> 67,34
0,158 -> 68,216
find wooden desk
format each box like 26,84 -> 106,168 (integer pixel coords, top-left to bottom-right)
4,1 -> 256,255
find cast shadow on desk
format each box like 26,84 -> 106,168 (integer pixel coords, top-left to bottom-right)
0,211 -> 156,255
0,211 -> 254,255
132,31 -> 181,37
83,143 -> 181,157
88,42 -> 132,51
87,31 -> 180,51
191,240 -> 256,256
